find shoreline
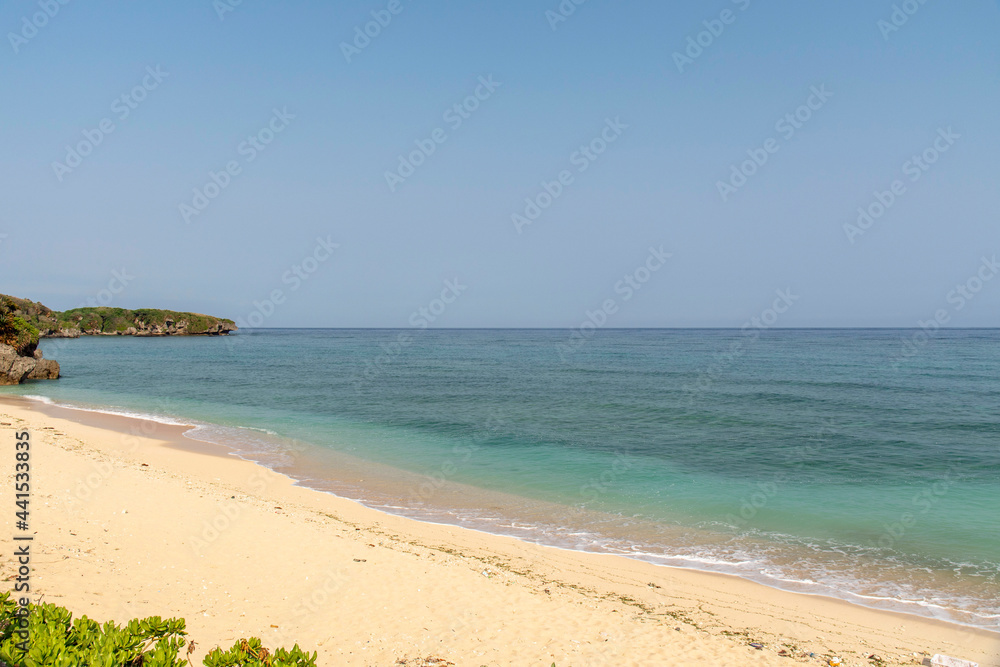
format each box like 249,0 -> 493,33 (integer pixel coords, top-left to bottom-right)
2,394 -> 998,665
12,394 -> 998,633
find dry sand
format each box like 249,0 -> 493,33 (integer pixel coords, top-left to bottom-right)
1,396 -> 997,666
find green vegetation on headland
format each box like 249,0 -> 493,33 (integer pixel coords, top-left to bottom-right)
1,294 -> 237,338
0,299 -> 58,384
0,592 -> 316,667
0,299 -> 39,356
1,294 -> 234,384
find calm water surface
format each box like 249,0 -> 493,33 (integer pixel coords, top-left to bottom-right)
7,329 -> 999,629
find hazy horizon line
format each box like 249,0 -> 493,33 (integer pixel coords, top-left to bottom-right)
223,326 -> 1000,331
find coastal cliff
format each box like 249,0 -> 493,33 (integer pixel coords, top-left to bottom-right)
0,296 -> 58,384
2,294 -> 237,338
0,294 -> 236,385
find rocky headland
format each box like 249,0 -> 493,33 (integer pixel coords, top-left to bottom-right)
0,294 -> 236,384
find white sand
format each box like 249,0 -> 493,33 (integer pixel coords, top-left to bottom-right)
2,397 -> 997,666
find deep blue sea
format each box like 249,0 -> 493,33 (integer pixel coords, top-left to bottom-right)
6,329 -> 999,630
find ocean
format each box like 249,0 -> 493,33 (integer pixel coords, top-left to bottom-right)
6,328 -> 999,630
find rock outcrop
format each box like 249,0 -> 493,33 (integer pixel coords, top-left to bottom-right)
1,344 -> 58,385
1,295 -> 237,338
1,293 -> 233,384
27,348 -> 60,380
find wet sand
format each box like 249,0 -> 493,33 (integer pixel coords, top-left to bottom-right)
2,395 -> 997,666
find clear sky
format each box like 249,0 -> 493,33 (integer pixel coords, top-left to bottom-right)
2,1 -> 998,327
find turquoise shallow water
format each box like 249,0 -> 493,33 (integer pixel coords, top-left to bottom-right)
6,329 -> 999,629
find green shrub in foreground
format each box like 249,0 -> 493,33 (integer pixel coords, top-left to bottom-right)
203,638 -> 318,667
0,593 -> 317,667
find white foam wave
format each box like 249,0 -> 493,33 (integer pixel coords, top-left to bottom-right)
11,393 -> 1000,633
21,395 -> 191,426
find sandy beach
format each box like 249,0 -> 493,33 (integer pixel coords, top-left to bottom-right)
1,395 -> 997,667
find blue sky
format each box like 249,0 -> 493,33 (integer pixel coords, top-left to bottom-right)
1,1 -> 998,327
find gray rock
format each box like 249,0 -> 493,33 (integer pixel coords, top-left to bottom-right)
27,358 -> 59,380
0,344 -> 36,385
1,343 -> 60,384
46,328 -> 81,338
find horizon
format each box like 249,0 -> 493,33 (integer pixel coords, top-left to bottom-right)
2,1 -> 999,328
227,326 -> 1000,331
4,4 -> 1000,663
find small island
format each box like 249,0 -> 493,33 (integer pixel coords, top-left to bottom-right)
0,294 -> 236,385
